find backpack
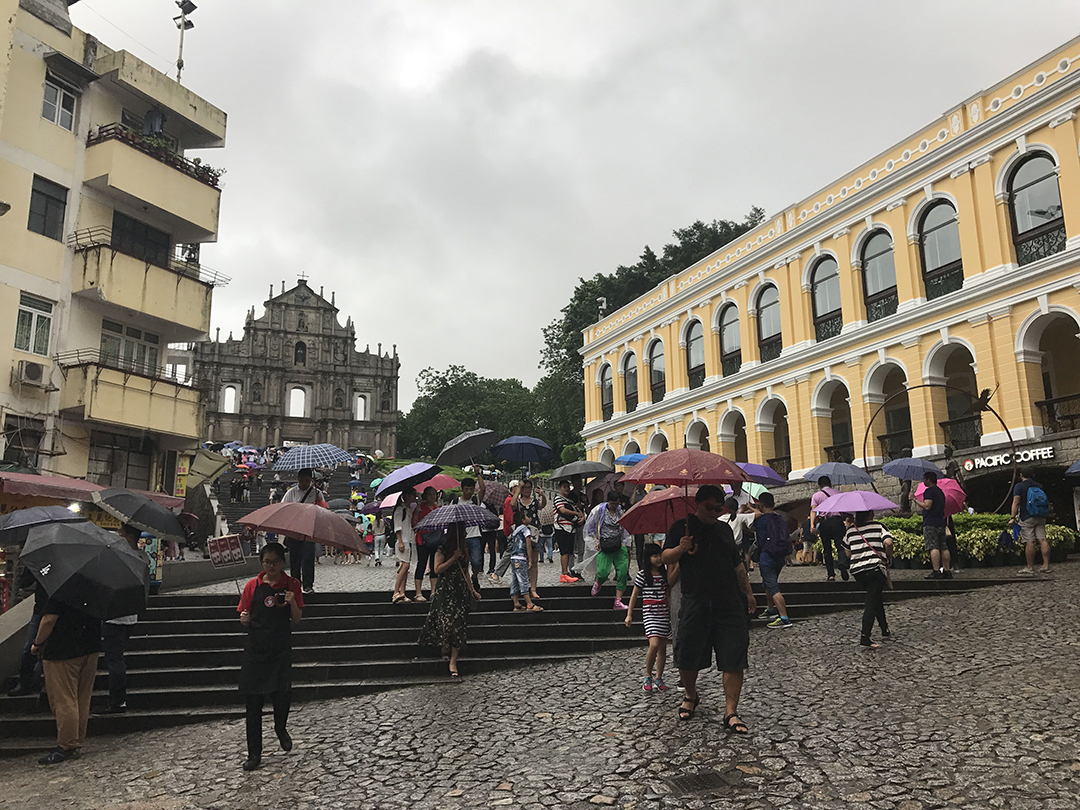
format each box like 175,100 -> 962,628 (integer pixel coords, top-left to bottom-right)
597,505 -> 624,554
1025,484 -> 1050,518
756,512 -> 792,559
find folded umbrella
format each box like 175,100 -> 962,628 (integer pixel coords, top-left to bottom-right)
0,505 -> 85,546
549,459 -> 614,481
239,502 -> 364,552
814,490 -> 900,514
435,429 -> 497,466
414,502 -> 499,533
20,520 -> 150,620
92,488 -> 186,543
882,457 -> 944,481
914,478 -> 966,516
618,486 -> 699,534
737,462 -> 788,487
490,436 -> 552,464
374,462 -> 441,499
273,443 -> 355,471
802,462 -> 874,486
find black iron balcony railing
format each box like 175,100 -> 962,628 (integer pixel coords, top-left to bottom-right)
824,443 -> 855,463
877,430 -> 914,463
721,350 -> 742,377
68,227 -> 231,287
687,365 -> 705,390
601,401 -> 613,422
940,414 -> 982,451
766,455 -> 791,478
814,313 -> 843,343
624,391 -> 638,414
1035,392 -> 1080,434
866,289 -> 899,323
924,263 -> 964,301
55,348 -> 198,388
759,337 -> 782,363
87,123 -> 225,188
1016,222 -> 1066,267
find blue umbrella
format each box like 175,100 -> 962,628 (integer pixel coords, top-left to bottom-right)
802,462 -> 874,486
490,436 -> 552,464
615,453 -> 648,466
349,479 -> 366,488
737,462 -> 788,486
1068,460 -> 1080,477
273,443 -> 355,471
224,441 -> 243,449
882,457 -> 944,481
375,462 -> 441,499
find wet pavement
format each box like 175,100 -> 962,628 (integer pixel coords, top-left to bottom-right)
2,560 -> 1077,809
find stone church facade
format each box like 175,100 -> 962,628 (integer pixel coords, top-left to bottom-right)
192,279 -> 399,455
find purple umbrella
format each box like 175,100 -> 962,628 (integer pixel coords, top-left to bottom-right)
414,502 -> 499,532
737,462 -> 788,487
374,462 -> 441,499
814,490 -> 899,515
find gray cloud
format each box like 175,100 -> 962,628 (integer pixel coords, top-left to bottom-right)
73,1 -> 1080,408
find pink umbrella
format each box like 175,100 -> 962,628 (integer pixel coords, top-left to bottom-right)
815,490 -> 900,514
414,474 -> 461,492
379,491 -> 403,509
238,502 -> 365,552
914,478 -> 966,516
618,486 -> 698,534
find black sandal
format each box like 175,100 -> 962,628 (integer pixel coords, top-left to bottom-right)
678,695 -> 700,721
723,713 -> 748,734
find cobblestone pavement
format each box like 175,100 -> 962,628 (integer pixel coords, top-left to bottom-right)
3,563 -> 1078,809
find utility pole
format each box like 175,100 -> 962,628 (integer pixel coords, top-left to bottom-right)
174,1 -> 197,83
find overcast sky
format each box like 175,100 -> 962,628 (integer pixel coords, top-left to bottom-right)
71,1 -> 1080,410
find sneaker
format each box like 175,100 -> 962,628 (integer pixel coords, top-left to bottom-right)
590,580 -> 602,596
759,607 -> 778,619
558,574 -> 570,583
613,599 -> 629,611
7,682 -> 41,697
654,677 -> 668,692
941,570 -> 953,579
839,569 -> 849,581
642,676 -> 654,693
767,617 -> 793,629
924,570 -> 942,579
38,746 -> 76,765
302,586 -> 314,594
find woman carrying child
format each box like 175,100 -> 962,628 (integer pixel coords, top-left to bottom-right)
624,542 -> 673,692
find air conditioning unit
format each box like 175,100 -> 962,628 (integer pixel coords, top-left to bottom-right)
16,360 -> 51,389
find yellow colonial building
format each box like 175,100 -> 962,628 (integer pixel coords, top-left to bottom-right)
582,35 -> 1080,513
0,0 -> 227,494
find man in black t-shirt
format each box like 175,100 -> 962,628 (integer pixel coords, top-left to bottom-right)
31,598 -> 102,764
915,471 -> 950,578
662,485 -> 757,733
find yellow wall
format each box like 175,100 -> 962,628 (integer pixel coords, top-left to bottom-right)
59,364 -> 201,439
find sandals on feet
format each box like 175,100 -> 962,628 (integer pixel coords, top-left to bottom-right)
526,604 -> 544,612
723,713 -> 748,734
678,695 -> 700,721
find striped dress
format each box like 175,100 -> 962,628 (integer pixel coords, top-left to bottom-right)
842,521 -> 892,576
633,570 -> 672,639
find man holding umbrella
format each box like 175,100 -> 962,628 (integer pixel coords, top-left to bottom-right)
281,469 -> 329,593
95,523 -> 144,715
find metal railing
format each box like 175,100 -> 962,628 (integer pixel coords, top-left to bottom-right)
721,351 -> 742,377
68,227 -> 231,287
759,338 -> 782,363
824,443 -> 855,463
814,314 -> 843,343
1035,392 -> 1080,434
1016,223 -> 1066,267
87,123 -> 224,188
924,263 -> 964,301
687,365 -> 705,390
55,348 -> 199,388
766,455 -> 791,478
940,414 -> 982,450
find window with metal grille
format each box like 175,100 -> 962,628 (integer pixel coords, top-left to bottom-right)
1009,153 -> 1066,267
648,341 -> 665,403
861,230 -> 898,322
810,257 -> 843,341
756,285 -> 782,363
623,353 -> 637,413
600,364 -> 613,421
919,201 -> 963,300
718,304 -> 741,376
112,211 -> 172,267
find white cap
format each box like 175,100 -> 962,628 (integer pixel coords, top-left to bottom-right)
509,479 -> 521,489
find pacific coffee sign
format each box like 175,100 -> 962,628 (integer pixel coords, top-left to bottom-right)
962,446 -> 1055,472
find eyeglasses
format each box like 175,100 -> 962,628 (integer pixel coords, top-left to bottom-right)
262,557 -> 284,566
701,502 -> 723,513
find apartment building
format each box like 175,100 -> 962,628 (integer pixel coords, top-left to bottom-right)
0,0 -> 227,495
581,35 -> 1080,516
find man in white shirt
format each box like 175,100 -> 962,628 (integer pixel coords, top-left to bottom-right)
721,497 -> 757,571
282,468 -> 328,594
392,488 -> 417,603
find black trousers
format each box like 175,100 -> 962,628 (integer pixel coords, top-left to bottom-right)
286,539 -> 315,589
853,569 -> 888,639
414,543 -> 438,584
246,691 -> 290,758
819,521 -> 848,579
634,534 -> 645,571
102,623 -> 131,706
482,531 -> 500,572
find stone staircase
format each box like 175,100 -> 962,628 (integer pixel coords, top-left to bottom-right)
0,576 -> 1034,754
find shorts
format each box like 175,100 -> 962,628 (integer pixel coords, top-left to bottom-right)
922,525 -> 948,552
509,558 -> 529,596
758,564 -> 783,596
674,595 -> 750,673
1019,517 -> 1047,543
397,541 -> 414,565
554,528 -> 575,557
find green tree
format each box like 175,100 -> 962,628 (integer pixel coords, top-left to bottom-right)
535,208 -> 765,449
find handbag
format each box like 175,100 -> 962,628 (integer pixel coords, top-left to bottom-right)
855,529 -> 893,590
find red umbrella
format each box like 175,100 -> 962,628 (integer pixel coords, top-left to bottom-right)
238,502 -> 364,552
621,448 -> 751,487
415,474 -> 461,492
914,478 -> 966,516
618,486 -> 699,534
481,480 -> 510,511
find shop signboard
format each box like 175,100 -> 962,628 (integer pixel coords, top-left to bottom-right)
208,535 -> 246,568
174,455 -> 190,498
962,446 -> 1055,472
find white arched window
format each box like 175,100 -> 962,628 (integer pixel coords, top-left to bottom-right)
919,201 -> 963,300
861,231 -> 898,322
810,257 -> 842,341
288,387 -> 306,418
355,394 -> 367,421
685,321 -> 705,390
600,364 -> 613,421
222,385 -> 238,414
756,285 -> 782,363
1009,152 -> 1066,266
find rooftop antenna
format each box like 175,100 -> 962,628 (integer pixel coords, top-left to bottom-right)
173,1 -> 197,83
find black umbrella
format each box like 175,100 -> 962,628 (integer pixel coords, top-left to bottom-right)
20,520 -> 150,620
326,498 -> 353,510
435,429 -> 496,466
549,459 -> 614,481
0,505 -> 86,546
92,488 -> 186,542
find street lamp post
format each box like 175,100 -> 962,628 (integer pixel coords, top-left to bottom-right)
174,0 -> 197,83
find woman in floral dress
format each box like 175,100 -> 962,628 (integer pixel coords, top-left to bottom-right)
418,523 -> 480,677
